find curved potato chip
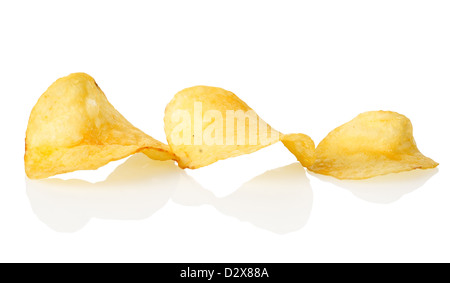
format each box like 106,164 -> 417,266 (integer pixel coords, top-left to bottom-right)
164,86 -> 281,169
25,73 -> 176,179
164,86 -> 314,169
308,111 -> 438,180
281,133 -> 316,167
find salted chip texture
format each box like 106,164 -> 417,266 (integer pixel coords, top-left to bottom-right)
25,73 -> 175,179
164,86 -> 283,169
308,111 -> 438,180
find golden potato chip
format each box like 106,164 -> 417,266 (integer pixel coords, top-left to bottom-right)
164,86 -> 315,169
281,133 -> 316,167
308,111 -> 438,180
164,86 -> 283,169
25,73 -> 176,179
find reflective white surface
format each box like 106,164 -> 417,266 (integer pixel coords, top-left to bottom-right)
15,149 -> 447,263
1,0 -> 450,263
26,154 -> 313,234
310,169 -> 439,204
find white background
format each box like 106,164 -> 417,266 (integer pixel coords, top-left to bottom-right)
1,0 -> 449,263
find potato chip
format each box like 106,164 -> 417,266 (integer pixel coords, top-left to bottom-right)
281,133 -> 316,167
164,86 -> 283,169
308,111 -> 438,180
25,73 -> 176,179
